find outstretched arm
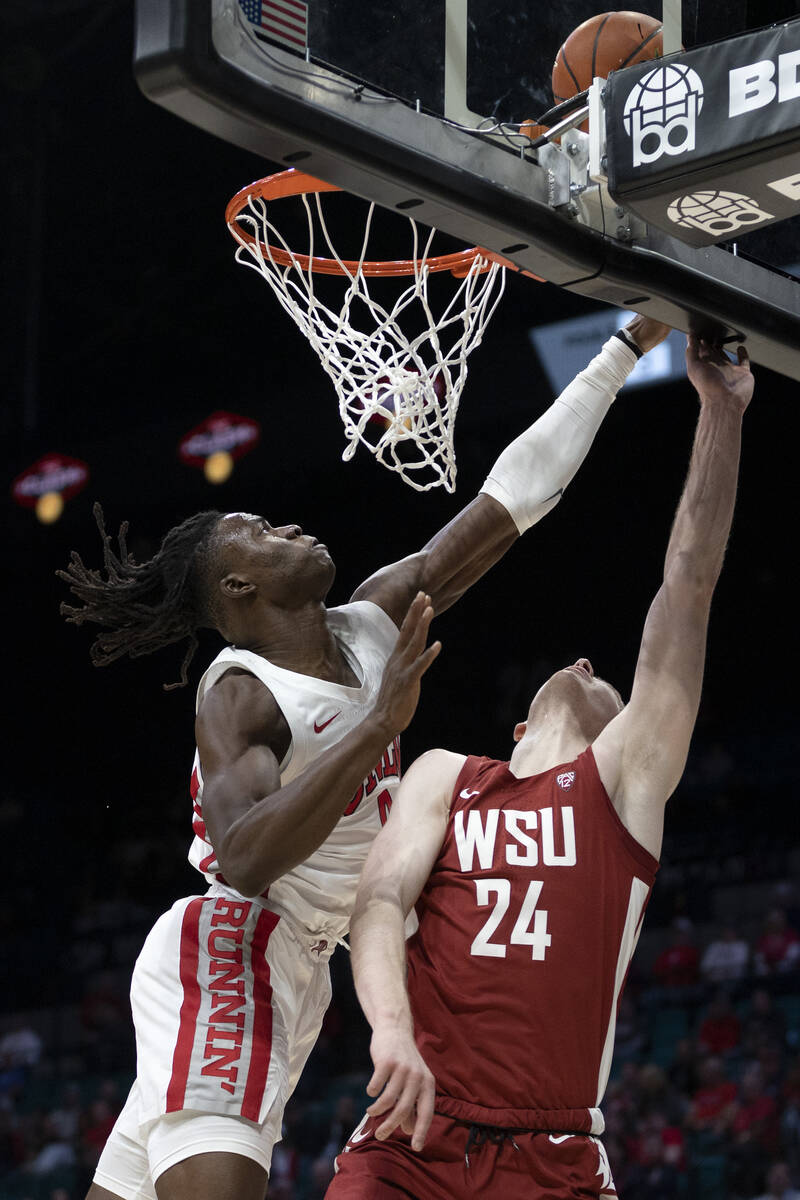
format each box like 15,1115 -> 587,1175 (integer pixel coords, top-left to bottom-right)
349,749 -> 462,1149
593,337 -> 753,859
352,317 -> 671,625
198,594 -> 441,896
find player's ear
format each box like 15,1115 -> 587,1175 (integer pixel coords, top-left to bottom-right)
513,720 -> 527,743
220,572 -> 256,600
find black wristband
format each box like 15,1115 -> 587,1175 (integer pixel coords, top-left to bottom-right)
613,329 -> 644,359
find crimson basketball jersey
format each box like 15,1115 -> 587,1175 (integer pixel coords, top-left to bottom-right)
407,748 -> 658,1132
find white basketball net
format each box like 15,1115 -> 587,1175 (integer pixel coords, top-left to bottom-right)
228,192 -> 505,491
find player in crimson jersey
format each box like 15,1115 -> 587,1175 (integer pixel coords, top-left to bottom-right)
60,317 -> 668,1200
328,336 -> 753,1200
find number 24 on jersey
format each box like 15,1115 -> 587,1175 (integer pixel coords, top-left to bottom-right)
471,879 -> 552,961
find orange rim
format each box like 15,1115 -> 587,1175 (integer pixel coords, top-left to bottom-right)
225,169 -> 493,278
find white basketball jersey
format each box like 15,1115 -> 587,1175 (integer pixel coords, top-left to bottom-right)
188,600 -> 400,941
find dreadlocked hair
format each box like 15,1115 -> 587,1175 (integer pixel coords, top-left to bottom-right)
58,503 -> 225,690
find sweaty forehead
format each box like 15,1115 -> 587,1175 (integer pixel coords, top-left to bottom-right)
213,512 -> 261,559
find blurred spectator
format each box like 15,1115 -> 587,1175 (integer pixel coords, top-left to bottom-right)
269,1138 -> 299,1192
48,1082 -> 83,1141
81,1098 -> 118,1164
306,1150 -> 336,1198
752,1160 -> 800,1200
668,1038 -> 701,1096
758,1039 -> 786,1098
771,879 -> 800,926
322,1093 -> 359,1159
0,1022 -> 43,1069
602,1131 -> 630,1192
629,1108 -> 687,1170
755,909 -> 800,977
653,919 -> 700,990
0,1020 -> 43,1098
698,990 -> 742,1056
780,1054 -> 800,1169
603,1074 -> 638,1140
24,1113 -> 76,1175
636,1064 -> 685,1126
267,1181 -> 295,1200
732,1063 -> 780,1152
728,1063 -> 781,1196
700,925 -> 751,985
614,993 -> 648,1064
79,970 -> 133,1069
0,1107 -> 27,1172
686,1055 -> 737,1136
660,1118 -> 687,1172
625,1121 -> 684,1199
743,988 -> 788,1056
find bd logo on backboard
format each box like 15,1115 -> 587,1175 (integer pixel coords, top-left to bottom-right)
668,190 -> 774,236
623,64 -> 704,167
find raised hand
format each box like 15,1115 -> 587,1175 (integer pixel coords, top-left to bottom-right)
365,1024 -> 436,1151
686,335 -> 753,413
372,592 -> 441,736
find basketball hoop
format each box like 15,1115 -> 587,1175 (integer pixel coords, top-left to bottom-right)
225,170 -> 506,492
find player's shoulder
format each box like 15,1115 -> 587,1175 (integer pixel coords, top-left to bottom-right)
404,748 -> 466,788
349,554 -> 424,628
196,667 -> 284,748
390,750 -> 465,828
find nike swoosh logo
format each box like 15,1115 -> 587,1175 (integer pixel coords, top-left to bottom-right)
459,788 -> 480,799
314,711 -> 342,733
347,1115 -> 371,1146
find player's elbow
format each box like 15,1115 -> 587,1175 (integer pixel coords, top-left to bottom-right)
218,855 -> 271,899
214,833 -> 283,898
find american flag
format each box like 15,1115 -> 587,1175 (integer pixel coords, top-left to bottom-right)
239,0 -> 309,54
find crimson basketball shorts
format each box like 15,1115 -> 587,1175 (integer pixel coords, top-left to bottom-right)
326,1112 -> 618,1200
94,885 -> 333,1197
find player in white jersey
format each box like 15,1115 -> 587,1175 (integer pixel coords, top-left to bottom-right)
60,317 -> 669,1200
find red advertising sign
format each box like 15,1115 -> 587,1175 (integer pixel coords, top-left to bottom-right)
178,411 -> 261,467
12,453 -> 90,509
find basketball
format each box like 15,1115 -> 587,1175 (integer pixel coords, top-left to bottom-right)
519,120 -> 550,142
552,11 -> 664,104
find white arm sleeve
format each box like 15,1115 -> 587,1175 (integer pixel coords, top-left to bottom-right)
480,335 -> 639,533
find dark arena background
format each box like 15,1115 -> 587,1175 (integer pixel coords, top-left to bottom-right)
3,2 -> 800,1198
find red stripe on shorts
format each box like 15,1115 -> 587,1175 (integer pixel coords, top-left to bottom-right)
166,897 -> 205,1111
240,909 -> 280,1121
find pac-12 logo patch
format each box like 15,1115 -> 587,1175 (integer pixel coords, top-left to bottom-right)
557,771 -> 575,790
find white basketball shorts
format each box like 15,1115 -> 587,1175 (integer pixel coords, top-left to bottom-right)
95,886 -> 332,1197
